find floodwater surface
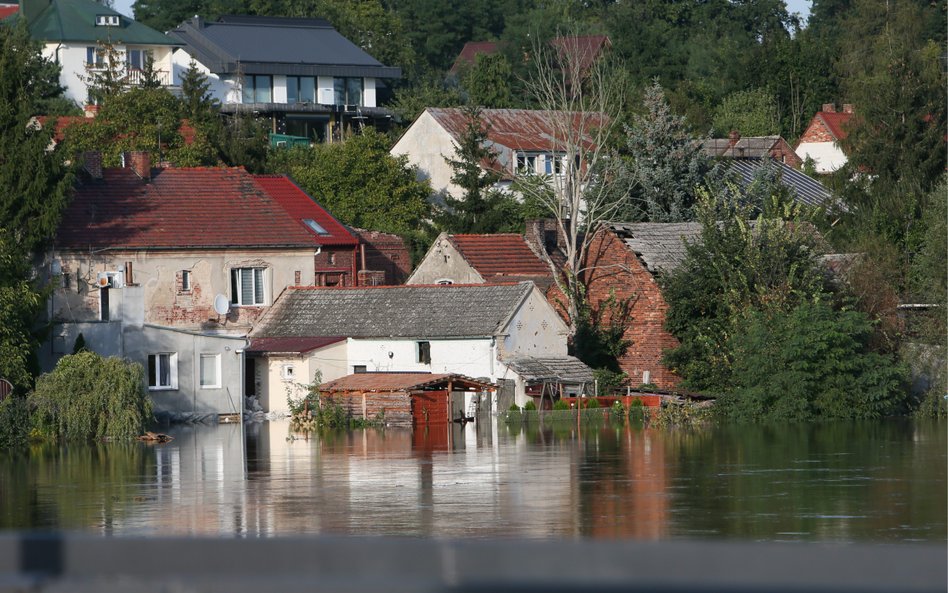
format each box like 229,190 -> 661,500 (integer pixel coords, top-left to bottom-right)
0,417 -> 945,541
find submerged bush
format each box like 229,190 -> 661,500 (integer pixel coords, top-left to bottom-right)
553,399 -> 571,410
0,396 -> 31,447
523,400 -> 537,411
29,351 -> 153,441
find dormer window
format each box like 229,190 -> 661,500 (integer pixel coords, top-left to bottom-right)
302,218 -> 329,235
96,14 -> 120,26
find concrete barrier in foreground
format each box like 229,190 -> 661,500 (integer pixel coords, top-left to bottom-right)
0,534 -> 944,593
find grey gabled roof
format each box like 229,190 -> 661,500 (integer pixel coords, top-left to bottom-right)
702,136 -> 781,159
505,356 -> 595,384
254,283 -> 534,339
607,222 -> 703,275
725,158 -> 833,208
168,15 -> 401,79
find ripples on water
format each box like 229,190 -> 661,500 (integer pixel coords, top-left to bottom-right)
0,417 -> 944,541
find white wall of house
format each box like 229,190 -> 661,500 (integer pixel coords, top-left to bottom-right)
390,110 -> 462,197
347,337 -> 494,379
45,42 -> 175,105
406,234 -> 483,285
795,141 -> 848,174
256,340 -> 349,415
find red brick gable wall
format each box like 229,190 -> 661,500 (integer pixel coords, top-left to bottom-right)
583,228 -> 681,389
771,138 -> 803,168
798,117 -> 838,144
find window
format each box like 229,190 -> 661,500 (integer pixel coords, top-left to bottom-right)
126,49 -> 143,70
281,364 -> 295,380
181,270 -> 191,291
200,354 -> 221,389
333,77 -> 363,106
353,365 -> 367,374
99,287 -> 109,321
287,76 -> 316,104
86,46 -> 104,68
516,153 -> 538,175
230,267 -> 266,306
148,353 -> 177,390
302,218 -> 329,235
95,14 -> 120,26
417,341 -> 431,365
242,75 -> 272,103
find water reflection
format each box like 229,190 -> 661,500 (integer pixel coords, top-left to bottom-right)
0,417 -> 944,541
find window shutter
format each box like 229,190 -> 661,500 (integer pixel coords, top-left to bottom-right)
240,269 -> 253,305
230,270 -> 239,304
253,268 -> 264,304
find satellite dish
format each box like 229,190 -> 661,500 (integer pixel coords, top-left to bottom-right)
213,294 -> 230,316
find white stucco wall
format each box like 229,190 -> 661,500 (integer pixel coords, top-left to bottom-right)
390,110 -> 462,197
347,338 -> 495,380
405,234 -> 483,285
46,42 -> 175,105
257,340 -> 349,414
795,141 -> 848,174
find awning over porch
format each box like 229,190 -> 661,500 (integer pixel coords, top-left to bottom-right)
505,356 -> 595,384
319,372 -> 495,393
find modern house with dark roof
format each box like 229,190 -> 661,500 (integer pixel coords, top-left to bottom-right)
795,103 -> 855,174
249,282 -> 593,411
167,15 -> 401,142
43,154 -> 360,416
9,0 -> 181,105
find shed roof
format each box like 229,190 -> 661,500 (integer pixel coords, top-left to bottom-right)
505,356 -> 595,384
450,234 -> 551,281
320,372 -> 493,392
22,0 -> 178,45
57,167 -> 350,250
426,108 -> 604,153
168,15 -> 400,79
254,282 -> 535,339
607,222 -> 703,274
246,336 -> 345,355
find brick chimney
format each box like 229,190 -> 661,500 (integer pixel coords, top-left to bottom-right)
82,151 -> 102,179
842,104 -> 854,114
822,103 -> 836,113
728,130 -> 741,147
128,151 -> 151,180
83,103 -> 99,118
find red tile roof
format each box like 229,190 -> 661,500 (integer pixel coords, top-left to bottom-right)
0,5 -> 19,19
35,116 -> 89,142
57,167 -> 351,250
320,372 -> 493,392
550,35 -> 611,75
253,175 -> 357,246
819,111 -> 853,141
450,234 -> 552,281
450,41 -> 500,73
428,108 -> 606,153
247,336 -> 345,354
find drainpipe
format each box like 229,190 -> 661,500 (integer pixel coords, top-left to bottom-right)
352,245 -> 358,286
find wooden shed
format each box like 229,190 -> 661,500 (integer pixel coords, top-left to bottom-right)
318,372 -> 495,428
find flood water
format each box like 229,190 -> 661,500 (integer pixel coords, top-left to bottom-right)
0,416 -> 945,541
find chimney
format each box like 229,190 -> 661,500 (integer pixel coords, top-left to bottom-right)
128,151 -> 151,180
82,151 -> 102,179
83,103 -> 99,118
842,104 -> 854,114
728,130 -> 741,147
822,103 -> 836,113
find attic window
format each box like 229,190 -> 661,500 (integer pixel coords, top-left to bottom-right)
96,15 -> 120,26
303,218 -> 329,235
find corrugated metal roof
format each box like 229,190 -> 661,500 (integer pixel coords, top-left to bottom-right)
320,372 -> 493,392
168,15 -> 400,78
724,158 -> 833,208
57,167 -> 349,250
254,283 -> 534,339
247,336 -> 345,354
427,108 -> 605,153
505,356 -> 595,383
607,222 -> 704,274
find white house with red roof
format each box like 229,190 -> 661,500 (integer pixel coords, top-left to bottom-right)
43,153 -> 358,417
795,103 -> 854,174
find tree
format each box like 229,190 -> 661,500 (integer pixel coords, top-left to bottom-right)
517,32 -> 630,337
267,128 -> 432,237
711,88 -> 779,137
179,58 -> 219,124
620,81 -> 719,222
461,52 -> 512,108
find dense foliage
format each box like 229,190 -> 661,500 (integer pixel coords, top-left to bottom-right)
30,351 -> 153,441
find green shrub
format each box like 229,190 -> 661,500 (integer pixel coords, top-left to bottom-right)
523,400 -> 537,411
553,399 -> 570,410
508,403 -> 521,412
29,351 -> 153,441
0,396 -> 31,447
584,398 -> 600,409
611,400 -> 626,421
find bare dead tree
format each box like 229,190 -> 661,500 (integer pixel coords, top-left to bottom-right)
518,33 -> 631,336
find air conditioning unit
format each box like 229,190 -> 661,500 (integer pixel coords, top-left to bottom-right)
96,271 -> 125,289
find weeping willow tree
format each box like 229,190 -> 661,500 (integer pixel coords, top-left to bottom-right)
30,351 -> 153,441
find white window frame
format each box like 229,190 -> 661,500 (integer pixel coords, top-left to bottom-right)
199,353 -> 222,389
230,267 -> 267,306
148,353 -> 178,391
281,363 -> 296,381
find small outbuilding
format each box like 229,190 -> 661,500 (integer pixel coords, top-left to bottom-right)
318,372 -> 495,427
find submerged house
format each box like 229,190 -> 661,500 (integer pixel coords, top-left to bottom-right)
167,15 -> 401,142
248,282 -> 593,414
44,154 -> 358,416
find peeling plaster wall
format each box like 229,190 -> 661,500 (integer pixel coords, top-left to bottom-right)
406,234 -> 483,285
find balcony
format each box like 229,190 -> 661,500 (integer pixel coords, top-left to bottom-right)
126,68 -> 172,87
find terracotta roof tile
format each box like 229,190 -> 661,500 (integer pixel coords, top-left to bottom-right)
253,175 -> 357,246
0,5 -> 20,19
450,234 -> 551,280
57,167 -> 350,250
247,336 -> 345,354
818,111 -> 853,141
450,40 -> 500,73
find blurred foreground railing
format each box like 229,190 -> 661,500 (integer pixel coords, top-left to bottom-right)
0,534 -> 943,593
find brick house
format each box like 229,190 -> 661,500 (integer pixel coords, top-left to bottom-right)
795,103 -> 854,174
348,227 -> 411,285
581,223 -> 705,389
44,153 -> 359,416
